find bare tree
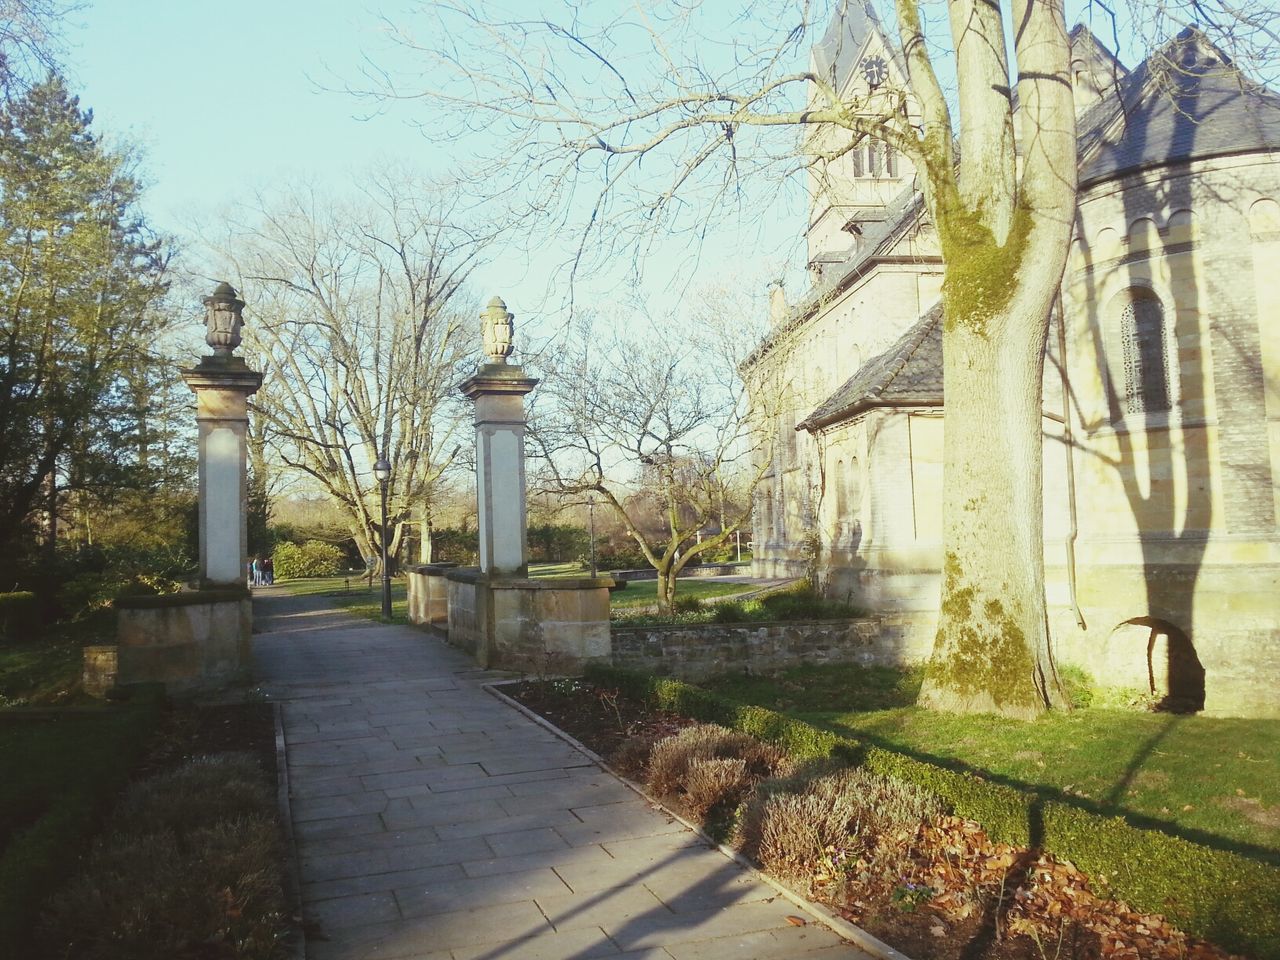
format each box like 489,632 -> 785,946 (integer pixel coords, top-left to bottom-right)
0,0 -> 76,98
362,0 -> 1277,716
213,172 -> 482,571
530,286 -> 782,611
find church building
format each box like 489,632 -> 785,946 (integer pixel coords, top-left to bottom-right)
744,3 -> 1280,717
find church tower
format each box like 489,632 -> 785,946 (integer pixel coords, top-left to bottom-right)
805,1 -> 920,284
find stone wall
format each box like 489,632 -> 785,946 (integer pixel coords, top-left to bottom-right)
112,590 -> 251,694
611,614 -> 934,681
406,563 -> 457,627
442,567 -> 613,671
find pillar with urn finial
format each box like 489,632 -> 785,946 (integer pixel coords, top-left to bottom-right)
460,296 -> 538,577
181,283 -> 263,588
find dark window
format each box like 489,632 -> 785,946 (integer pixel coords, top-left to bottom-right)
1120,293 -> 1172,415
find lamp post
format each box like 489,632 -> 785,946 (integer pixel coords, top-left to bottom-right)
374,457 -> 392,621
587,496 -> 597,578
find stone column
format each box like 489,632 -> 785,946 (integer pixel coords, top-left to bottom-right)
181,283 -> 263,589
460,296 -> 538,577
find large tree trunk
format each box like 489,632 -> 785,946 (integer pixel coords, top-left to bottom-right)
918,308 -> 1068,719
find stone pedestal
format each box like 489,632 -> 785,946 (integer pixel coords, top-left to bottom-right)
182,358 -> 262,587
460,298 -> 538,577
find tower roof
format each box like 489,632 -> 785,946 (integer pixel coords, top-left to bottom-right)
1079,28 -> 1280,187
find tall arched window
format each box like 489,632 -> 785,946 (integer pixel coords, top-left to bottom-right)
833,459 -> 847,519
1118,290 -> 1173,416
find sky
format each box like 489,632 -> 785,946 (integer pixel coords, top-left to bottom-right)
59,0 -> 1176,343
63,0 -> 796,341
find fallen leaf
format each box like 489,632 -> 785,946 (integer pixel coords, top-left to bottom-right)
786,915 -> 807,926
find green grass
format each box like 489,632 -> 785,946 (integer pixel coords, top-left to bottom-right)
0,611 -> 115,705
702,663 -> 1280,859
609,579 -> 755,613
0,694 -> 163,952
272,573 -> 410,624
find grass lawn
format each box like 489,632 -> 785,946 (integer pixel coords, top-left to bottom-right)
702,663 -> 1280,861
0,610 -> 115,705
272,573 -> 410,624
609,578 -> 755,612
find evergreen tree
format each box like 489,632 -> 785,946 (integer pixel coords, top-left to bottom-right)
0,75 -> 170,561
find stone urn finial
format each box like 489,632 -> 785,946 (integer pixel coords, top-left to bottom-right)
481,296 -> 514,364
203,281 -> 246,355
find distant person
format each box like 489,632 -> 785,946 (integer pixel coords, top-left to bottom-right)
252,557 -> 263,587
264,556 -> 274,585
247,559 -> 254,588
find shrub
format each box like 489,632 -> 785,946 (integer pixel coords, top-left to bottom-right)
757,586 -> 862,620
684,758 -> 751,817
33,754 -> 286,960
585,664 -> 1280,960
0,695 -> 163,953
709,601 -> 752,623
744,767 -> 944,882
272,539 -> 343,579
647,723 -> 789,799
0,591 -> 39,643
672,595 -> 702,614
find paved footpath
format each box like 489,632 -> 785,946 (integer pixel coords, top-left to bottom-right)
252,588 -> 877,960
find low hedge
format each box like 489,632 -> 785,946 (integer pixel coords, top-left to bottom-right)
0,591 -> 39,643
0,692 -> 164,953
584,664 -> 1280,960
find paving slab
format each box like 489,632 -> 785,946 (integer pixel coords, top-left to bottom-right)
252,587 -> 882,960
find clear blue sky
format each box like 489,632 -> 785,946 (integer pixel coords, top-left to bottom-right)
62,0 -> 1160,328
68,2 -> 436,231
65,1 -> 793,326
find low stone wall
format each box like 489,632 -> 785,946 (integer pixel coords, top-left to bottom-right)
611,613 -> 934,681
406,562 -> 458,627
110,589 -> 251,694
443,567 -> 613,671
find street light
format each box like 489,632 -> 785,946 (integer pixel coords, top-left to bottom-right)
373,457 -> 392,621
587,495 -> 597,578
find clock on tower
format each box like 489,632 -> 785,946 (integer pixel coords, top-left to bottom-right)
861,55 -> 888,88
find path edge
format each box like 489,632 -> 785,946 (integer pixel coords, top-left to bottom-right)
273,700 -> 307,960
482,679 -> 913,960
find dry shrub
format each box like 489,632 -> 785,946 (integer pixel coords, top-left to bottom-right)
746,768 -> 944,883
647,723 -> 790,797
612,733 -> 659,779
33,754 -> 286,960
684,757 -> 751,817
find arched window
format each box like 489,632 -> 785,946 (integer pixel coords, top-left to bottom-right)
833,459 -> 847,518
885,145 -> 897,177
1118,290 -> 1172,416
868,141 -> 882,177
847,454 -> 861,517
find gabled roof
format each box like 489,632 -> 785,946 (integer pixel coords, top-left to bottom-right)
798,302 -> 943,432
1079,28 -> 1280,187
743,186 -> 929,369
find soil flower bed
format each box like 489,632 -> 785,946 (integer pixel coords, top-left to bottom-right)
506,677 -> 1248,960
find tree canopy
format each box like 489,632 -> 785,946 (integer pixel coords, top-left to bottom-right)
0,75 -> 171,565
